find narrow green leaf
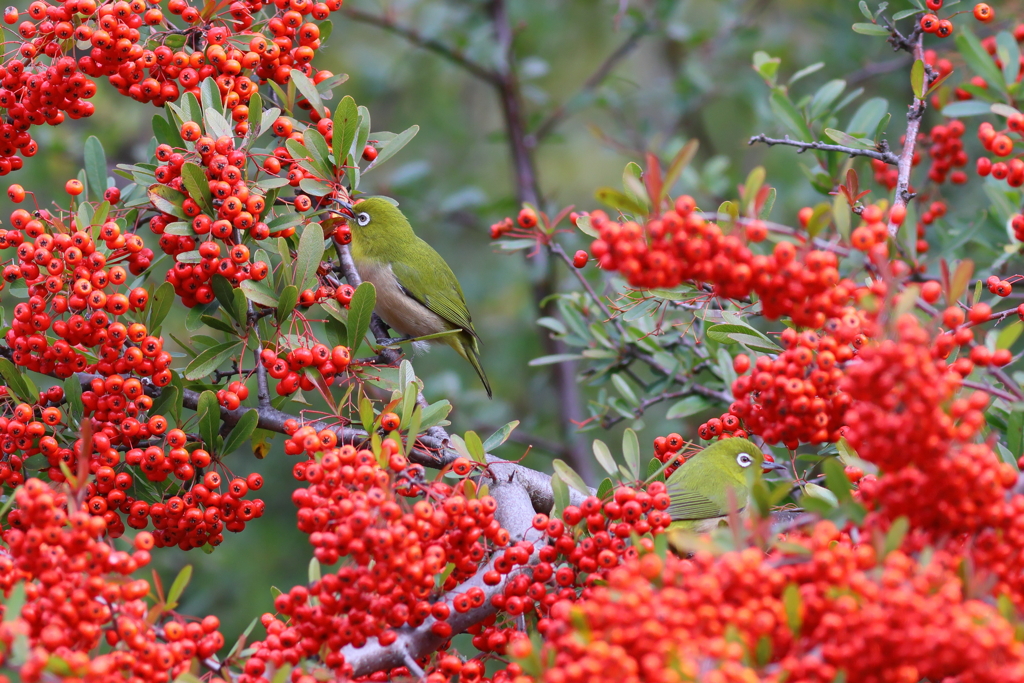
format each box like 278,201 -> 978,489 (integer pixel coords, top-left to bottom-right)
783,583 -> 802,635
910,59 -> 926,100
956,27 -> 1007,93
211,275 -> 243,326
666,396 -> 711,419
148,281 -> 176,333
197,390 -> 220,451
184,341 -> 240,380
84,136 -> 107,202
883,516 -> 910,557
333,95 -> 359,165
769,90 -> 813,142
365,124 -> 420,172
661,139 -> 699,199
181,162 -> 214,216
222,409 -> 259,455
622,428 -> 640,480
592,439 -> 617,476
0,358 -> 32,403
240,278 -> 279,307
294,223 -> 326,293
552,459 -> 590,496
276,285 -> 299,326
464,430 -> 487,464
851,22 -> 891,36
846,97 -> 889,135
346,282 -> 376,351
63,376 -> 83,420
611,374 -> 639,407
941,100 -> 995,117
550,471 -> 569,518
203,107 -> 233,141
822,457 -> 853,503
147,184 -> 188,220
1008,411 -> 1024,460
302,128 -> 334,179
482,420 -> 520,452
809,79 -> 846,120
166,565 -> 192,609
290,70 -> 324,115
823,128 -> 875,150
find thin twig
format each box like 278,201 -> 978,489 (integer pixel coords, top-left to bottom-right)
885,28 -> 927,237
248,300 -> 272,408
748,134 -> 898,165
340,7 -> 500,85
601,386 -> 700,428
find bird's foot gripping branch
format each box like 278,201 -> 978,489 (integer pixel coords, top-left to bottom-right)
5,1 -> 1024,682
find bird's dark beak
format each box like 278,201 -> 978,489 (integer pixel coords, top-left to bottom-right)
761,457 -> 787,473
332,197 -> 355,217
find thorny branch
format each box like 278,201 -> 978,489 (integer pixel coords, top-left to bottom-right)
885,27 -> 927,237
748,134 -> 899,165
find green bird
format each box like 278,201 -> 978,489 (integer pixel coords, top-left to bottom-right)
333,196 -> 492,398
665,438 -> 785,542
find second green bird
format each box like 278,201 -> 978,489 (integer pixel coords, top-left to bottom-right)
665,437 -> 786,543
333,197 -> 492,398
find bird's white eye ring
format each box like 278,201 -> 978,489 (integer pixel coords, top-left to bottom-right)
356,212 -> 371,227
736,452 -> 753,468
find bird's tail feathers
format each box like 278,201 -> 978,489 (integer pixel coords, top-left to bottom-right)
449,333 -> 492,398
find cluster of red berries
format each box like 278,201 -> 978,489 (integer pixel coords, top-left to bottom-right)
150,132 -> 275,306
0,0 -> 346,172
843,314 -> 1017,537
919,2 -> 994,38
522,521 -> 1024,683
588,197 -> 857,328
723,325 -> 866,449
924,120 -> 968,185
652,433 -> 702,478
0,389 -> 69,487
977,117 -> 1024,187
259,342 -> 351,399
241,442 -> 514,680
0,478 -> 226,683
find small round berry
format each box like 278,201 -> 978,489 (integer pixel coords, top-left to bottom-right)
65,179 -> 84,196
362,145 -> 378,162
7,184 -> 24,202
572,250 -> 588,268
973,2 -> 993,21
920,13 -> 939,32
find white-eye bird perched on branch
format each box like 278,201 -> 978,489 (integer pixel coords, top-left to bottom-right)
333,196 -> 492,398
665,437 -> 785,545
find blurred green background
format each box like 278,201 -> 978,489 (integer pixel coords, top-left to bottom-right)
4,0 -> 1014,635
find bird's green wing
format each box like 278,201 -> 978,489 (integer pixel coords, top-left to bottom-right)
665,472 -> 748,521
391,240 -> 478,338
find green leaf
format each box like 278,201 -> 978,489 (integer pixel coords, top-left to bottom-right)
420,399 -> 452,430
769,90 -> 813,142
883,516 -> 909,557
247,92 -> 263,135
276,285 -> 298,326
783,583 -> 802,635
910,59 -> 926,100
63,375 -> 83,420
998,320 -> 1024,350
822,457 -> 853,503
294,223 -> 326,293
464,430 -> 487,464
222,409 -> 259,455
941,100 -> 996,117
741,166 -> 766,214
211,275 -> 243,326
184,341 -> 241,380
147,184 -> 188,220
803,482 -> 838,506
550,470 -> 569,519
482,421 -> 520,452
85,136 -> 107,202
333,96 -> 359,168
824,128 -> 875,150
196,390 -> 220,452
203,107 -> 233,141
594,187 -> 646,216
592,439 -> 617,476
0,358 -> 33,403
166,564 -> 192,610
150,383 -> 181,425
622,428 -> 640,480
809,79 -> 846,120
661,139 -> 699,199
666,395 -> 711,419
851,22 -> 891,36
1008,411 -> 1024,461
148,281 -> 176,334
706,323 -> 782,352
892,7 -> 922,19
552,459 -> 590,496
181,162 -> 214,216
240,278 -> 279,307
365,124 -> 420,172
752,50 -> 781,85
846,97 -> 889,136
346,282 -> 376,351
200,77 -> 222,113
956,27 -> 1007,94
789,62 -> 824,85
290,70 -> 324,115
997,31 -> 1021,86
611,374 -> 639,407
302,128 -> 334,179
